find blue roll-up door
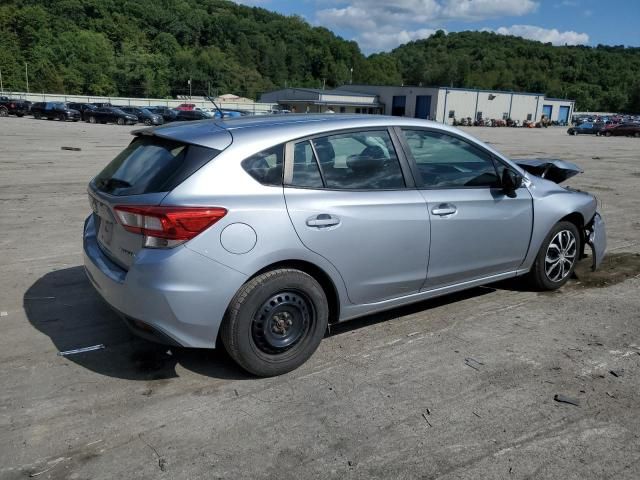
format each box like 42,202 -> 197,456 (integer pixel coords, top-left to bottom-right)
558,106 -> 570,124
414,95 -> 431,119
542,104 -> 553,120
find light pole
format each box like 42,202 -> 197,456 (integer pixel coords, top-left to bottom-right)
0,67 -> 3,94
349,67 -> 353,85
25,63 -> 29,94
188,78 -> 192,100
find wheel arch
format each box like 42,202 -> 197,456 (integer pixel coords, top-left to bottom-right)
560,211 -> 587,259
249,260 -> 341,324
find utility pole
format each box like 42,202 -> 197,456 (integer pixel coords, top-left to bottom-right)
188,78 -> 192,100
0,67 -> 3,94
350,67 -> 353,85
25,63 -> 29,94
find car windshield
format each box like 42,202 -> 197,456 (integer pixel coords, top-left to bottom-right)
140,108 -> 153,115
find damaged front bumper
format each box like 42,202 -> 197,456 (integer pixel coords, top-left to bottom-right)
585,212 -> 606,270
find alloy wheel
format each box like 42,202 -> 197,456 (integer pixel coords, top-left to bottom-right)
545,229 -> 577,282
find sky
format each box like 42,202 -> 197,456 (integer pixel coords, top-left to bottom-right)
234,0 -> 640,54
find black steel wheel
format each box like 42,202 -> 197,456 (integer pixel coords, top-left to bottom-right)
221,269 -> 329,377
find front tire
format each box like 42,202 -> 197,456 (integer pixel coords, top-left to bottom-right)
89,116 -> 96,124
0,108 -> 9,117
529,221 -> 580,290
117,117 -> 124,125
221,269 -> 329,377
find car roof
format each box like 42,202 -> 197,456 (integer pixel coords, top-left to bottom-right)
136,114 -> 511,164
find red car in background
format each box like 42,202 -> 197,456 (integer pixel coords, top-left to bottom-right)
176,103 -> 196,111
603,123 -> 640,137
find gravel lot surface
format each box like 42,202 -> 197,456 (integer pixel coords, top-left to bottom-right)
1,117 -> 639,479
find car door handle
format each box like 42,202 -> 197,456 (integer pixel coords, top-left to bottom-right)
306,214 -> 340,228
431,204 -> 457,216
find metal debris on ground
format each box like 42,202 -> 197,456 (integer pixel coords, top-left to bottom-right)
609,369 -> 624,377
61,146 -> 82,151
464,357 -> 485,371
0,311 -> 7,317
57,344 -> 105,356
606,391 -> 616,399
553,394 -> 580,406
421,412 -> 432,427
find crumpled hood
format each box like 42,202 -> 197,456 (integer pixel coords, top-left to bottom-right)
514,158 -> 583,184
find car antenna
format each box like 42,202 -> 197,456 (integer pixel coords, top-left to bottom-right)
205,95 -> 225,119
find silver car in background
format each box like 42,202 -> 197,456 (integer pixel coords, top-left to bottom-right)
83,115 -> 606,376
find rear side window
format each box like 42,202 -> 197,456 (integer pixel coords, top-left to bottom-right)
290,141 -> 323,188
241,145 -> 283,186
93,136 -> 219,195
311,130 -> 405,190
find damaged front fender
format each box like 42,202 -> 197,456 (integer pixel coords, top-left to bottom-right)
514,158 -> 583,184
586,212 -> 607,271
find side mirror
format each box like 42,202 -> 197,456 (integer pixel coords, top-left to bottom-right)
502,168 -> 523,197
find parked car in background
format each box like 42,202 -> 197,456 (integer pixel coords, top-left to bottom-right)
87,107 -> 138,125
175,109 -> 209,121
31,102 -> 81,121
67,102 -> 98,122
119,106 -> 164,126
83,114 -> 606,376
91,102 -> 112,108
0,96 -> 31,117
176,103 -> 196,111
148,106 -> 178,123
603,123 -> 640,137
195,107 -> 215,118
567,122 -> 604,136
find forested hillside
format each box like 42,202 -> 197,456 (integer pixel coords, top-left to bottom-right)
1,0 -> 639,112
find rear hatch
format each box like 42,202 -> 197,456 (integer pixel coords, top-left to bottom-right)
88,130 -> 229,269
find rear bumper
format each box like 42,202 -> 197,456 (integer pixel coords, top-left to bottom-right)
83,214 -> 247,348
586,212 -> 606,270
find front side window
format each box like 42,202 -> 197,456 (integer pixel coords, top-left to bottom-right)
241,145 -> 283,186
402,129 -> 500,188
310,130 -> 405,190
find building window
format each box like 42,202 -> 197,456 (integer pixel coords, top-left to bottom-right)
502,112 -> 508,120
355,108 -> 361,114
340,107 -> 346,113
448,110 -> 455,119
527,113 -> 532,121
391,96 -> 406,116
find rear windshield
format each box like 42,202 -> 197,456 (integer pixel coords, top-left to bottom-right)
93,136 -> 220,196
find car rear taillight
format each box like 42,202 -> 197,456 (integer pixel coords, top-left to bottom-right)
114,205 -> 227,248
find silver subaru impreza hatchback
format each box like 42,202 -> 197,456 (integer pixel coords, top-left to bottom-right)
84,114 -> 606,376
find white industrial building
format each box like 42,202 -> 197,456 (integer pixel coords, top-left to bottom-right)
260,85 -> 575,125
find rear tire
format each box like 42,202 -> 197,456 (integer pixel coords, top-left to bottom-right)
0,107 -> 9,117
144,119 -> 152,126
528,221 -> 581,290
221,269 -> 329,377
605,131 -> 612,137
89,116 -> 96,124
634,132 -> 640,138
117,117 -> 124,125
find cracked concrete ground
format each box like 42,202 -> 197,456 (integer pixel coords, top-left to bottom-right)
1,118 -> 639,479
